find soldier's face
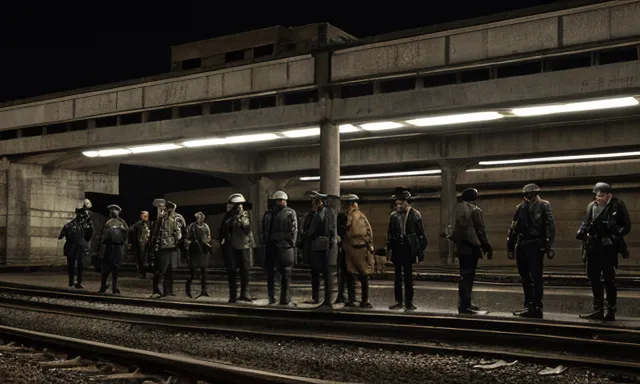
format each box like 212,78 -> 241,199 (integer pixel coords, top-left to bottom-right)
275,199 -> 286,208
394,200 -> 402,212
141,212 -> 149,221
595,192 -> 611,205
196,215 -> 204,224
110,209 -> 119,218
158,208 -> 166,218
312,199 -> 322,210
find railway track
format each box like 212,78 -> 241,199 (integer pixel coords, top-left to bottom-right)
0,325 -> 341,384
1,282 -> 640,373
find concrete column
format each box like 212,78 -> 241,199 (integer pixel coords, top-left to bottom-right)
438,161 -> 465,265
248,176 -> 276,267
171,107 -> 180,119
141,111 -> 150,123
319,118 -> 340,267
87,119 -> 96,130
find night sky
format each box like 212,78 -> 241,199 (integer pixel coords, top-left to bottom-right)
0,0 -> 573,103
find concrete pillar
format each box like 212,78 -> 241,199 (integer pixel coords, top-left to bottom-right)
248,176 -> 276,267
319,118 -> 340,267
141,111 -> 150,123
438,161 -> 465,265
87,119 -> 96,130
171,107 -> 180,119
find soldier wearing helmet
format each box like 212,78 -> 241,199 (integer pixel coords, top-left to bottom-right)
577,182 -> 631,321
149,198 -> 182,298
219,193 -> 255,303
261,190 -> 298,306
58,198 -> 94,289
506,183 -> 556,319
99,204 -> 128,295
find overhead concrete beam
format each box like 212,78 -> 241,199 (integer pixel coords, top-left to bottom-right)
258,118 -> 640,173
0,103 -> 324,157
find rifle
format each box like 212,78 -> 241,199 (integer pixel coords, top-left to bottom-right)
577,220 -> 596,264
506,219 -> 519,260
147,217 -> 164,269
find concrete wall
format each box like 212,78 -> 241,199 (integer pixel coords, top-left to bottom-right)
0,55 -> 315,131
0,161 -> 118,266
331,1 -> 640,81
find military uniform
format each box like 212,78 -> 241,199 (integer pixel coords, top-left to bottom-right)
387,190 -> 427,311
185,212 -> 212,298
59,200 -> 93,288
129,212 -> 151,278
150,199 -> 182,298
335,211 -> 355,305
220,193 -> 254,303
262,191 -> 298,306
342,194 -> 375,308
305,191 -> 337,308
577,182 -> 631,321
99,204 -> 128,295
507,184 -> 556,318
449,188 -> 492,314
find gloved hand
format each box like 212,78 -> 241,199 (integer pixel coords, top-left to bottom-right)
507,251 -> 515,260
545,248 -> 555,260
486,250 -> 494,260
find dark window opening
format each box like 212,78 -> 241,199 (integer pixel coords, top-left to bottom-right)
380,78 -> 416,93
211,100 -> 236,114
598,46 -> 638,65
422,73 -> 457,88
21,126 -> 43,138
286,43 -> 297,51
120,112 -> 142,125
95,115 -> 118,128
496,61 -> 542,78
181,57 -> 202,70
460,68 -> 490,83
249,96 -> 276,110
46,123 -> 68,134
0,129 -> 18,140
178,104 -> 202,118
148,108 -> 173,122
340,83 -> 374,98
225,49 -> 245,62
544,53 -> 591,72
69,120 -> 87,131
283,89 -> 319,105
254,44 -> 274,58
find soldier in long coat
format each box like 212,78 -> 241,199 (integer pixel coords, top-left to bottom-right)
185,211 -> 212,299
341,194 -> 375,308
149,199 -> 182,298
99,204 -> 128,295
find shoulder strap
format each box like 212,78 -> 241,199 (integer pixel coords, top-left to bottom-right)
403,208 -> 412,235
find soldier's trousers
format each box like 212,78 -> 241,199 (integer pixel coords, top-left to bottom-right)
67,245 -> 86,286
311,250 -> 333,305
336,248 -> 355,301
586,246 -> 617,308
152,249 -> 176,296
187,267 -> 208,294
135,248 -> 146,276
100,256 -> 120,293
392,245 -> 414,305
351,273 -> 369,303
458,244 -> 480,309
223,246 -> 250,300
516,243 -> 544,309
265,245 -> 295,304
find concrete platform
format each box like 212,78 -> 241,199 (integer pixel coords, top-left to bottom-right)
2,270 -> 640,325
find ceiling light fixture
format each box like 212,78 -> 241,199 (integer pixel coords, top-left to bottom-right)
182,137 -> 227,148
478,151 -> 640,166
282,127 -> 320,138
128,143 -> 183,154
300,169 -> 441,181
511,97 -> 639,117
406,111 -> 504,127
359,122 -> 404,131
339,124 -> 360,133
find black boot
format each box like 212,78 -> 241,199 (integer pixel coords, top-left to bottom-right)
68,276 -> 74,288
604,306 -> 616,321
389,302 -> 403,310
579,301 -> 604,320
513,302 -> 532,316
517,306 -> 543,319
185,279 -> 193,298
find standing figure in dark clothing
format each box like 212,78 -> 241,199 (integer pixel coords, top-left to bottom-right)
99,205 -> 128,295
261,190 -> 298,306
577,182 -> 631,321
335,210 -> 356,305
387,190 -> 427,311
149,199 -> 182,298
449,188 -> 493,314
129,211 -> 151,278
59,199 -> 93,289
304,190 -> 337,308
185,212 -> 212,299
220,193 -> 254,303
507,183 -> 556,319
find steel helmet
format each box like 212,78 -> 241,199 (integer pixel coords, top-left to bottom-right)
522,183 -> 541,194
272,190 -> 288,200
228,193 -> 246,204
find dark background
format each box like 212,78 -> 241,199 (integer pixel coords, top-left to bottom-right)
0,0 -> 582,223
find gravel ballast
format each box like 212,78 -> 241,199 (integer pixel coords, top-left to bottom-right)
1,308 -> 635,384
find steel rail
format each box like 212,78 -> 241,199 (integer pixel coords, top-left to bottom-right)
1,298 -> 640,373
0,325 -> 344,384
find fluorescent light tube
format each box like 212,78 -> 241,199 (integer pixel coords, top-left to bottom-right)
83,151 -> 99,157
282,127 -> 320,138
224,133 -> 280,144
511,97 -> 639,117
339,124 -> 360,133
182,138 -> 227,148
479,151 -> 640,166
359,122 -> 404,131
406,112 -> 504,127
300,169 -> 441,181
128,143 -> 182,154
96,149 -> 131,157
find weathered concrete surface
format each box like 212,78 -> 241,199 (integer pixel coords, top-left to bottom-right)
331,1 -> 640,80
0,55 -> 315,130
0,161 -> 118,266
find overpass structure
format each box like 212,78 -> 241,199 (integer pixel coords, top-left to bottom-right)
1,0 -> 640,266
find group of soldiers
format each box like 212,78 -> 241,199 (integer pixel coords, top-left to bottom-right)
59,180 -> 631,321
